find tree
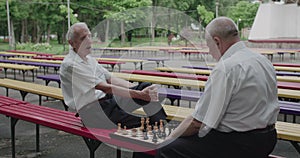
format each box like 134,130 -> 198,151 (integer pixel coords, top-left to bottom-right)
227,1 -> 259,30
104,0 -> 152,45
197,5 -> 214,40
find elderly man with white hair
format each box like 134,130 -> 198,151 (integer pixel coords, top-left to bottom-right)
157,17 -> 279,158
59,22 -> 166,131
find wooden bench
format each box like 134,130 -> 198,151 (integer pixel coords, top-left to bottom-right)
0,59 -> 60,74
155,67 -> 211,75
112,72 -> 206,90
97,58 -> 146,70
7,50 -> 53,57
0,95 -> 154,158
8,57 -> 62,64
274,66 -> 300,73
0,63 -> 38,81
0,78 -> 66,109
98,60 -> 125,72
37,74 -> 61,87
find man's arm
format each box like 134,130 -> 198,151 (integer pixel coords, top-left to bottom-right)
95,81 -> 157,101
167,115 -> 202,139
107,76 -> 136,88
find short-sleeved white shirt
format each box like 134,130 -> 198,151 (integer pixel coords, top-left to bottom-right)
59,50 -> 111,111
192,41 -> 279,133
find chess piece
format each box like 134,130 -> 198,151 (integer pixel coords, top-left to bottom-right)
152,130 -> 158,143
131,128 -> 137,137
122,126 -> 128,135
140,118 -> 144,131
143,131 -> 149,140
146,117 -> 150,127
161,126 -> 166,139
154,122 -> 158,132
147,125 -> 152,135
117,123 -> 122,134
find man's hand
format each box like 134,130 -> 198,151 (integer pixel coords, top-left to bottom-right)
139,84 -> 159,102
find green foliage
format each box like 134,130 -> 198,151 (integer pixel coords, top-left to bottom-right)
197,5 -> 214,26
227,1 -> 259,29
104,0 -> 151,23
16,42 -> 52,51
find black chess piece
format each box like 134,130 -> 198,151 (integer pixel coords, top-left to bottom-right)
143,131 -> 148,140
152,130 -> 158,143
161,127 -> 166,139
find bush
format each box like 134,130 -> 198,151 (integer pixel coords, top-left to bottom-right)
31,43 -> 52,51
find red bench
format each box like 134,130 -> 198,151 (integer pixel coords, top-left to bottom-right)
0,95 -> 155,158
274,63 -> 300,68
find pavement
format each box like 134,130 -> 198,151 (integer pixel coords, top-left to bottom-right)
0,46 -> 300,158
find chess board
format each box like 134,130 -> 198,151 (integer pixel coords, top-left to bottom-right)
110,128 -> 170,149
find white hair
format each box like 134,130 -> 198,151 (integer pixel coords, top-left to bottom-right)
66,22 -> 88,41
206,17 -> 238,40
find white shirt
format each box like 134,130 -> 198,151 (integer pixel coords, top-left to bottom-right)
59,50 -> 111,110
192,41 -> 279,133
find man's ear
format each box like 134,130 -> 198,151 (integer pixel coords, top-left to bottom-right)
68,40 -> 74,47
213,37 -> 220,46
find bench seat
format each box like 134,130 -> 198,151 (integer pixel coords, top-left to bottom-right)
0,95 -> 155,158
0,63 -> 38,81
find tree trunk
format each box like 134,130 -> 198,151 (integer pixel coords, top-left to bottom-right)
32,20 -> 37,43
36,22 -> 41,43
105,20 -> 110,42
47,24 -> 51,43
121,21 -> 125,45
10,20 -> 15,48
21,20 -> 25,43
24,19 -> 29,42
151,5 -> 156,42
199,17 -> 202,43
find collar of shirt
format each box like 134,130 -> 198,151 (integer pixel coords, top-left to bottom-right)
220,41 -> 246,61
69,49 -> 91,64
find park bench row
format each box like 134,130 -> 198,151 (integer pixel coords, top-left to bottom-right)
0,95 -> 297,157
1,78 -> 300,122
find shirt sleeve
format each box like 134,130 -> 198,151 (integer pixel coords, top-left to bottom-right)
192,64 -> 235,129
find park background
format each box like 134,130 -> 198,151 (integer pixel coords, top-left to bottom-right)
0,0 -> 262,54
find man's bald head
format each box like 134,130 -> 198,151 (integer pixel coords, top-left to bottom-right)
204,17 -> 240,60
206,17 -> 239,42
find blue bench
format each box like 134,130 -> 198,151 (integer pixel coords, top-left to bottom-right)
37,74 -> 61,87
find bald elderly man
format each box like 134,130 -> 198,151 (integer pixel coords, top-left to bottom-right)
158,17 -> 279,158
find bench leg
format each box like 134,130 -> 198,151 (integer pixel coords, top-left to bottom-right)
82,137 -> 102,158
36,124 -> 40,152
10,117 -> 19,158
117,148 -> 121,158
62,101 -> 69,111
19,91 -> 28,101
22,70 -> 25,81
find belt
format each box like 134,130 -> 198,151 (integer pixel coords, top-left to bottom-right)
244,124 -> 275,134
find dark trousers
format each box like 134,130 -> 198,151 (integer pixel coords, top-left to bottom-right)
158,128 -> 277,158
78,82 -> 167,129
